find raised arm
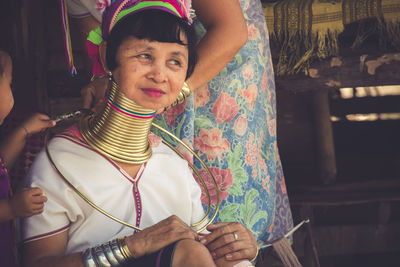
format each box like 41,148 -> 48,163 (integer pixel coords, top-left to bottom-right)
188,0 -> 248,90
0,113 -> 55,169
78,0 -> 247,109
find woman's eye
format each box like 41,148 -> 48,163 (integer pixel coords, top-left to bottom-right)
169,59 -> 181,66
137,54 -> 151,60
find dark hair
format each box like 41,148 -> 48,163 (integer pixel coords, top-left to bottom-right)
105,10 -> 197,79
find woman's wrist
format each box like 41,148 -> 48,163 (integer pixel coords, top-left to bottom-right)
118,237 -> 134,259
125,235 -> 143,259
81,237 -> 136,267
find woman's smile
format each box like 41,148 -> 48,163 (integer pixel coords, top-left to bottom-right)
141,87 -> 165,98
109,36 -> 189,110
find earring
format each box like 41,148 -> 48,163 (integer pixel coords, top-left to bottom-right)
164,82 -> 191,111
108,71 -> 112,80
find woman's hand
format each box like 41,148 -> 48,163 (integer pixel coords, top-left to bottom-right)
126,215 -> 198,259
200,222 -> 258,262
81,77 -> 109,112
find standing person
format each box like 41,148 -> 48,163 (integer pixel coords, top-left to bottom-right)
68,0 -> 294,261
0,50 -> 54,267
189,0 -> 295,247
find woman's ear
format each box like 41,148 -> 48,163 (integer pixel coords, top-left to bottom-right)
99,41 -> 108,73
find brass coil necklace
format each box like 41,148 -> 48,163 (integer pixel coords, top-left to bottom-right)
79,80 -> 156,164
45,80 -> 220,233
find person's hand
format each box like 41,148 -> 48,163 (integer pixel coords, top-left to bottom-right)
9,187 -> 48,218
21,113 -> 55,136
200,222 -> 258,262
126,215 -> 198,259
81,76 -> 109,113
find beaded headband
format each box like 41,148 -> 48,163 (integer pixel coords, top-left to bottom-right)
102,0 -> 190,40
59,0 -> 190,76
87,0 -> 191,75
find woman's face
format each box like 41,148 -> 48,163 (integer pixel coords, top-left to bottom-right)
0,55 -> 14,125
111,34 -> 188,110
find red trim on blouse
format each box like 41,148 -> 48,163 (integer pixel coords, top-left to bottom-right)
23,224 -> 70,243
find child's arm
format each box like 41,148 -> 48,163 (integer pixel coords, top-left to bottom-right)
0,113 -> 55,169
0,187 -> 47,222
0,199 -> 14,222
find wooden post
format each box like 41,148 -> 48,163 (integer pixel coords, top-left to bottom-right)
27,0 -> 48,111
311,89 -> 337,185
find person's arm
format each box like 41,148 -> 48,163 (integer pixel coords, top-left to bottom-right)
0,113 -> 55,169
23,215 -> 198,267
22,231 -> 84,267
188,0 -> 248,90
0,199 -> 14,222
0,187 -> 47,223
78,0 -> 247,109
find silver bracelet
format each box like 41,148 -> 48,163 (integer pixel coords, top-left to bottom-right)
82,238 -> 131,267
110,239 -> 126,264
82,248 -> 97,267
92,245 -> 112,267
102,243 -> 120,266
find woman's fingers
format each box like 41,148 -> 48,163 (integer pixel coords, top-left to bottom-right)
200,222 -> 241,246
81,85 -> 96,109
201,222 -> 258,261
164,216 -> 198,240
127,215 -> 197,258
211,239 -> 256,261
81,77 -> 108,111
204,229 -> 247,252
222,247 -> 254,261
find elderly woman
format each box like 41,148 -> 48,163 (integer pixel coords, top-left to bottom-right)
71,0 -> 295,257
21,1 -> 257,267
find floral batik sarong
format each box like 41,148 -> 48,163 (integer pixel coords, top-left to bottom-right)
153,0 -> 294,246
